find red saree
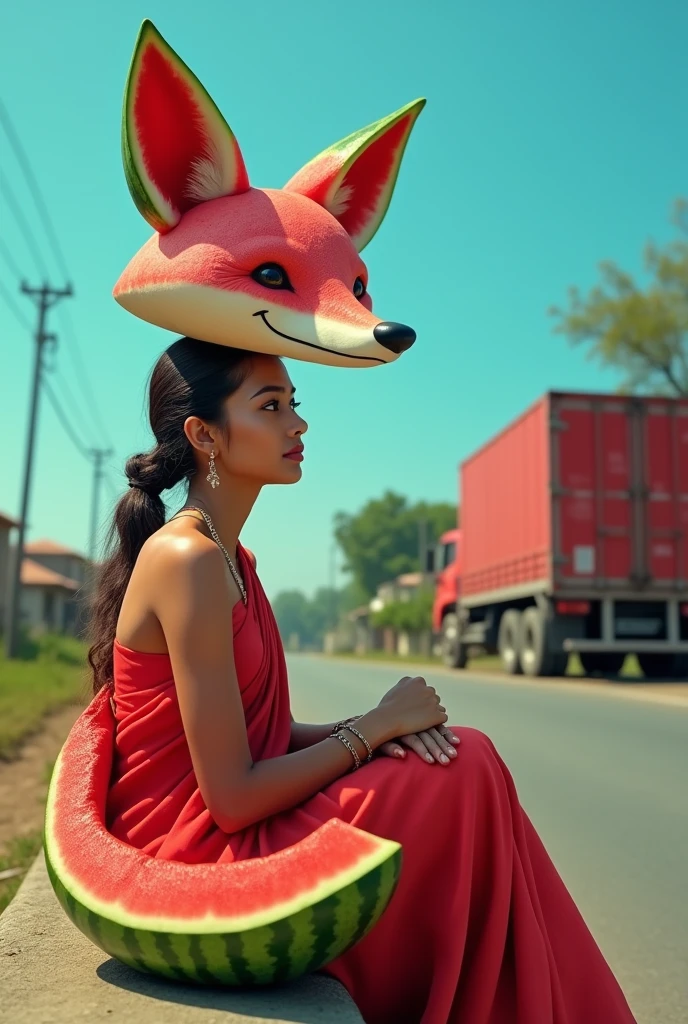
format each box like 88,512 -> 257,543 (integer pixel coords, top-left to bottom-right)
106,542 -> 637,1024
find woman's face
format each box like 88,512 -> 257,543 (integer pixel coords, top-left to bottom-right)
217,355 -> 308,486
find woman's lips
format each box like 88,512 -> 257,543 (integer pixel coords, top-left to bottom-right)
283,452 -> 304,462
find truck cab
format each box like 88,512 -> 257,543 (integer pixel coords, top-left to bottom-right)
432,528 -> 463,665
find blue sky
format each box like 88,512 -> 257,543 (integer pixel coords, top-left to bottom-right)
1,0 -> 687,600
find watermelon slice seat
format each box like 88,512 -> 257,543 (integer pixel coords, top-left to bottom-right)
43,687 -> 402,986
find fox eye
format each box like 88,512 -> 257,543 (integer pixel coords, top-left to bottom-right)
252,263 -> 293,290
353,277 -> 366,299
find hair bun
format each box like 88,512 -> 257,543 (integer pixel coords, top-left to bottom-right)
125,452 -> 166,498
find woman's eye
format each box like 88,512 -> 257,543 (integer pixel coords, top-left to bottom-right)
252,263 -> 293,290
353,277 -> 366,299
264,400 -> 302,411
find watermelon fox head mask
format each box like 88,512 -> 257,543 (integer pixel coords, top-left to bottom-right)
114,21 -> 425,368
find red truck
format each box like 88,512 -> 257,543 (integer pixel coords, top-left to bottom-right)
432,390 -> 688,678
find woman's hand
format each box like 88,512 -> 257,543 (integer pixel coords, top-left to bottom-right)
379,725 -> 460,765
374,675 -> 449,740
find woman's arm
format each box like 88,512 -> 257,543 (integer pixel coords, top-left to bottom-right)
151,535 -> 394,834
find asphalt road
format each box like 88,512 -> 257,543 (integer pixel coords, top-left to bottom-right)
286,654 -> 688,1024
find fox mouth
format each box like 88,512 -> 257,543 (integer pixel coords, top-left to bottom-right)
252,310 -> 385,364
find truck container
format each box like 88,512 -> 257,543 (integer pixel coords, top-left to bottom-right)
432,390 -> 688,677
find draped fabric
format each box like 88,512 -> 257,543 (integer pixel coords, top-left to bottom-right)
107,542 -> 637,1024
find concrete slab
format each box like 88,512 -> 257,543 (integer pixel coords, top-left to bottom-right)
0,850 -> 364,1024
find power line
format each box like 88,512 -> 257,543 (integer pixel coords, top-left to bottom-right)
0,236 -> 25,282
0,170 -> 113,451
0,99 -> 70,282
0,278 -> 32,332
56,305 -> 115,450
42,375 -> 91,460
0,172 -> 50,280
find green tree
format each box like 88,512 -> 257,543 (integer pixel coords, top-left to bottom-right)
371,587 -> 434,632
550,198 -> 688,396
308,586 -> 341,638
271,590 -> 312,646
334,491 -> 456,598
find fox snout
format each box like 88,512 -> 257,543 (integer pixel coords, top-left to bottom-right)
374,322 -> 416,355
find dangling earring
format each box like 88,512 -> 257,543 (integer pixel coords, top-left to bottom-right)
206,450 -> 220,489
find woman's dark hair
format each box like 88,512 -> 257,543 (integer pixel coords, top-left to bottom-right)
87,337 -> 254,695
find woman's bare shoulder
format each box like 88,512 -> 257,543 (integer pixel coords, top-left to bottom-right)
138,517 -> 236,596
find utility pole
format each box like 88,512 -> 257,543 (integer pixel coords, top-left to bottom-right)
87,448 -> 114,562
329,540 -> 337,629
418,518 -> 428,576
5,281 -> 73,658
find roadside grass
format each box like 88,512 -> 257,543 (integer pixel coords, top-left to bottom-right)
0,633 -> 89,761
0,757 -> 56,915
0,828 -> 44,915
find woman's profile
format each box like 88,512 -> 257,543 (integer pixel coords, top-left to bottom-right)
84,336 -> 638,1024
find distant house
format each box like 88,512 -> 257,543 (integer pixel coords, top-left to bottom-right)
20,557 -> 82,635
1,535 -> 91,638
21,539 -> 90,637
0,510 -> 20,632
23,538 -> 89,588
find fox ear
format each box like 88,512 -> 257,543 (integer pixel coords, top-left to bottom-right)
122,20 -> 250,233
283,99 -> 425,252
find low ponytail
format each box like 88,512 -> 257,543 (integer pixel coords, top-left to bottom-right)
86,338 -> 254,694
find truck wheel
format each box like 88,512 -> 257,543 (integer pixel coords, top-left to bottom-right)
637,652 -> 679,679
518,607 -> 567,677
579,652 -> 625,677
497,610 -> 522,675
441,613 -> 467,669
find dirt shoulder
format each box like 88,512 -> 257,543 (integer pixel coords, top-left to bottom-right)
0,703 -> 82,857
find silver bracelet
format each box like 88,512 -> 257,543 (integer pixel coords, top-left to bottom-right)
341,724 -> 373,764
332,730 -> 361,771
332,715 -> 361,734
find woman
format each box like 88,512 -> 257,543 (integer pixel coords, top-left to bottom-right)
89,336 -> 637,1024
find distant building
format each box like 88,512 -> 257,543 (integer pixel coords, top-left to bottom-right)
2,533 -> 91,638
20,557 -> 81,635
23,538 -> 89,588
21,539 -> 90,637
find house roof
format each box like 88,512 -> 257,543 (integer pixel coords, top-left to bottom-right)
24,538 -> 86,560
21,558 -> 81,591
0,510 -> 19,529
396,572 -> 423,587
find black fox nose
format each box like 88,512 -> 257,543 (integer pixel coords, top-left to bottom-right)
373,321 -> 416,354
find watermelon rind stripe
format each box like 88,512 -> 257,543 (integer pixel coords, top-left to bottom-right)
265,915 -> 296,984
326,883 -> 364,965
